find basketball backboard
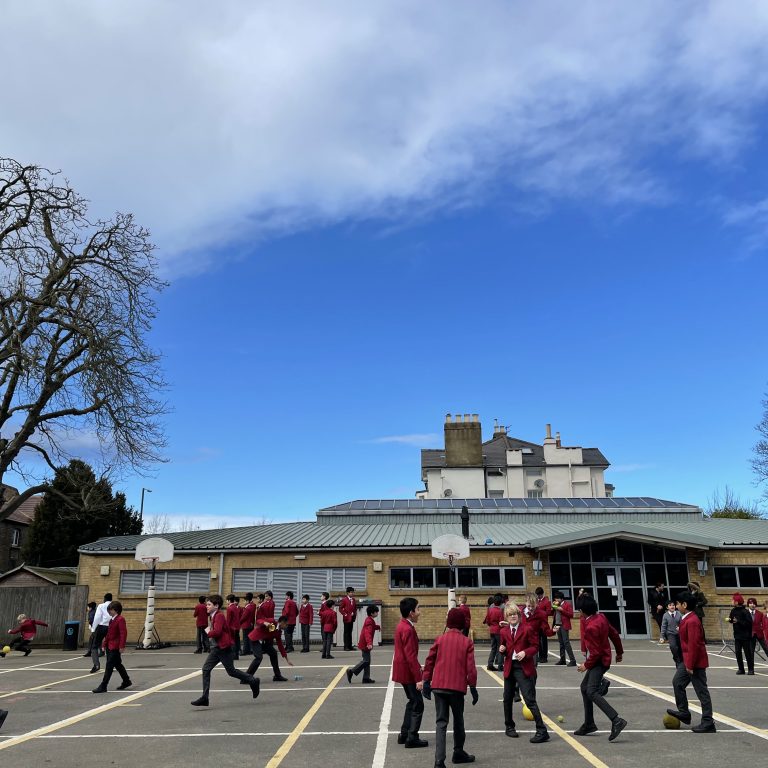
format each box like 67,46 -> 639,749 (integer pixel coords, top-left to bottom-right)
135,537 -> 174,564
431,533 -> 470,561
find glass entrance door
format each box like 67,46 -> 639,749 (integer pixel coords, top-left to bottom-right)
594,565 -> 649,638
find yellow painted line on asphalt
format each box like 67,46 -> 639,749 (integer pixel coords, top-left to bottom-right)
266,665 -> 348,768
0,670 -> 200,751
483,668 -> 610,768
605,671 -> 768,740
0,672 -> 96,699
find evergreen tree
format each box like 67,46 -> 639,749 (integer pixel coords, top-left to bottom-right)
22,460 -> 142,566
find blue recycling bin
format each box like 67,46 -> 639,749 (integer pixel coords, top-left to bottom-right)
63,620 -> 80,651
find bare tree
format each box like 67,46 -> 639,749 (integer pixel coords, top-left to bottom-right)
0,158 -> 166,521
176,517 -> 201,532
706,486 -> 764,519
143,513 -> 173,535
754,387 -> 768,500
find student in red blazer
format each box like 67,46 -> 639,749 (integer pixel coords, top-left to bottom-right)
246,615 -> 293,681
422,608 -> 478,767
575,596 -> 626,741
392,597 -> 427,749
339,587 -> 357,651
319,599 -> 338,659
299,594 -> 314,653
191,594 -> 260,707
535,587 -> 552,662
483,594 -> 504,670
282,591 -> 299,653
226,594 -> 241,660
260,591 -> 276,622
240,593 -> 257,655
5,614 -> 48,656
347,604 -> 380,684
666,590 -> 715,732
457,594 -> 471,637
552,591 -> 577,666
747,598 -> 768,658
193,595 -> 210,654
92,601 -> 131,693
499,603 -> 549,743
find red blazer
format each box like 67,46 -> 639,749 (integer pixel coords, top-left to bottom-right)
226,603 -> 240,632
392,618 -> 422,684
319,606 -> 337,633
193,604 -> 208,629
208,610 -> 233,649
499,622 -> 538,679
10,618 -> 48,640
553,600 -> 574,631
458,603 -> 471,629
521,606 -> 555,638
679,612 -> 708,670
258,598 -> 275,621
282,598 -> 299,626
248,620 -> 288,658
103,615 -> 127,650
423,629 -> 477,693
582,613 -> 619,670
240,601 -> 256,630
299,603 -> 314,625
358,615 -> 380,651
538,596 -> 553,618
483,605 -> 503,635
339,595 -> 357,624
750,609 -> 764,639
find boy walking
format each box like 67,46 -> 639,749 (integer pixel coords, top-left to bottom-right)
347,604 -> 380,684
499,604 -> 549,743
193,596 -> 209,653
727,593 -> 754,675
661,601 -> 682,665
92,601 -> 131,693
551,591 -> 577,666
191,594 -> 260,707
89,593 -> 113,672
575,596 -> 627,741
423,608 -> 478,767
666,590 -> 715,732
299,594 -> 314,652
393,597 -> 427,749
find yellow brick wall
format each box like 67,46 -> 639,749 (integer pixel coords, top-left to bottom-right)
77,545 -> 768,645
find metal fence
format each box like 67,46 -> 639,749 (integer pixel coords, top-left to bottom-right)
0,586 -> 89,648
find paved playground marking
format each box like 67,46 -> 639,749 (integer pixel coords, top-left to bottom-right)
0,657 -> 74,675
605,671 -> 768,740
0,671 -> 96,699
0,669 -> 200,752
372,669 -> 396,768
483,668 -> 610,768
265,665 -> 348,768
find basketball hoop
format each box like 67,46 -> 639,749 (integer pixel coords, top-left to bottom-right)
431,534 -> 471,610
135,538 -> 174,650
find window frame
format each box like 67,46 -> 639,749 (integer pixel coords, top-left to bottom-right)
389,565 -> 526,591
714,565 -> 768,590
119,569 -> 211,595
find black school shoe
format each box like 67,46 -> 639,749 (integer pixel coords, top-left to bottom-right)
0,710 -> 8,730
530,729 -> 550,744
666,708 -> 691,725
92,686 -> 108,694
404,738 -> 429,748
190,697 -> 209,706
362,678 -> 376,684
609,717 -> 627,741
574,724 -> 598,736
24,649 -> 31,656
273,674 -> 288,682
505,727 -> 519,737
452,750 -> 475,763
692,723 -> 716,733
250,679 -> 260,699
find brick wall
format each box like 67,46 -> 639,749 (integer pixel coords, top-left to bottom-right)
78,545 -> 768,645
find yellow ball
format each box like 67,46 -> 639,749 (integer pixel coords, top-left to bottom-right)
662,713 -> 681,730
2,645 -> 10,654
522,704 -> 534,721
557,715 -> 565,723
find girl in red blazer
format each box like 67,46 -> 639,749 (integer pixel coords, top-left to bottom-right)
347,605 -> 380,684
319,599 -> 337,659
422,608 -> 477,767
92,601 -> 131,693
483,594 -> 504,671
299,594 -> 314,653
499,604 -> 549,743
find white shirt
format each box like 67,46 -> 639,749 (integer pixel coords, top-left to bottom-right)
91,600 -> 112,631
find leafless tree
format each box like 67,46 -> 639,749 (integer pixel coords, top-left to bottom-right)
754,387 -> 768,500
0,158 -> 166,521
143,513 -> 173,535
706,485 -> 764,519
176,517 -> 201,532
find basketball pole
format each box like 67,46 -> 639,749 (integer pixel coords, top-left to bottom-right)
447,554 -> 456,610
142,558 -> 157,649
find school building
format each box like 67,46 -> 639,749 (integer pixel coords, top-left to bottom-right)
76,415 -> 768,645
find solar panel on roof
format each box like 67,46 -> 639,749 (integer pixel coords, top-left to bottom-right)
570,499 -> 588,508
378,500 -> 395,510
350,501 -> 366,510
437,499 -> 453,508
539,498 -> 556,508
497,499 -> 512,507
480,499 -> 497,508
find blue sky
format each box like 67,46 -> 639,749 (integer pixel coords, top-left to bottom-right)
3,2 -> 768,526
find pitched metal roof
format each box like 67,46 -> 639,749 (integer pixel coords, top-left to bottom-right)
77,517 -> 768,554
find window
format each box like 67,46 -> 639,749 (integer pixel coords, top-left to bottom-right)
10,528 -> 21,547
488,490 -> 504,498
527,490 -> 543,499
232,567 -> 367,594
389,566 -> 525,590
715,565 -> 768,589
119,569 -> 211,594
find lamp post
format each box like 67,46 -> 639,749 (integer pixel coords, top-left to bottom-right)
140,487 -> 152,524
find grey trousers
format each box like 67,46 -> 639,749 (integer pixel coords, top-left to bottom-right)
672,665 -> 713,726
434,691 -> 466,763
580,664 -> 618,726
399,682 -> 424,741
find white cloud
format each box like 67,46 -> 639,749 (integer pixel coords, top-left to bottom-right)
366,433 -> 441,446
3,1 -> 768,274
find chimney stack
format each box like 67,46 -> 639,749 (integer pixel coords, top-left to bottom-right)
445,412 -> 483,467
555,431 -> 561,448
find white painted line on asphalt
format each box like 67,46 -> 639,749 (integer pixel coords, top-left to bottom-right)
371,665 -> 395,768
0,657 -> 75,675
